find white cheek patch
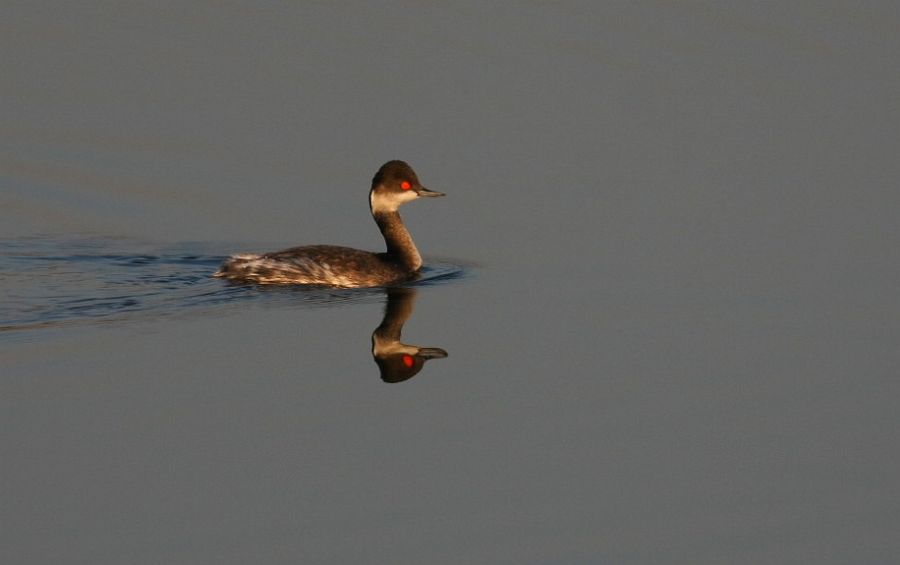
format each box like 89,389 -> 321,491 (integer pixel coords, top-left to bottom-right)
370,190 -> 415,213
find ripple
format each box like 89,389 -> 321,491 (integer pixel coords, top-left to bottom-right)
0,236 -> 470,337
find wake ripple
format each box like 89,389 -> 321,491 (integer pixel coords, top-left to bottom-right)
0,236 -> 469,336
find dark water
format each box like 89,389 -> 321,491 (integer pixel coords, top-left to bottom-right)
4,4 -> 900,565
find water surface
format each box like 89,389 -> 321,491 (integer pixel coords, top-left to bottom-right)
3,3 -> 900,564
0,236 -> 466,337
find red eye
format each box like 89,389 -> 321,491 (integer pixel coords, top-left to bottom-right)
402,355 -> 414,367
400,181 -> 412,190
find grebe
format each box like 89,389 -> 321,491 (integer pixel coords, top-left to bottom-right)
214,160 -> 445,287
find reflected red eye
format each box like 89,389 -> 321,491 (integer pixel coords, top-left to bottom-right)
400,181 -> 412,190
402,355 -> 414,367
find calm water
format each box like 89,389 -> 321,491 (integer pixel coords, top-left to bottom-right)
3,4 -> 900,564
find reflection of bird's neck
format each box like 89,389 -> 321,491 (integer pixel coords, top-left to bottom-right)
374,211 -> 422,271
372,287 -> 416,347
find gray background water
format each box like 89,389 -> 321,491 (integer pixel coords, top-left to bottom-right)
3,3 -> 900,563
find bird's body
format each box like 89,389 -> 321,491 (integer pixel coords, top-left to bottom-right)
215,160 -> 444,288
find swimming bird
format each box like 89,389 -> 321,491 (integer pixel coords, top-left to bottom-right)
215,160 -> 444,287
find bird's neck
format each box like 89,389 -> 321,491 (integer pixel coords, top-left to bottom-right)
374,211 -> 422,271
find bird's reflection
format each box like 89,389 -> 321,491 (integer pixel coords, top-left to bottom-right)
372,287 -> 447,383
